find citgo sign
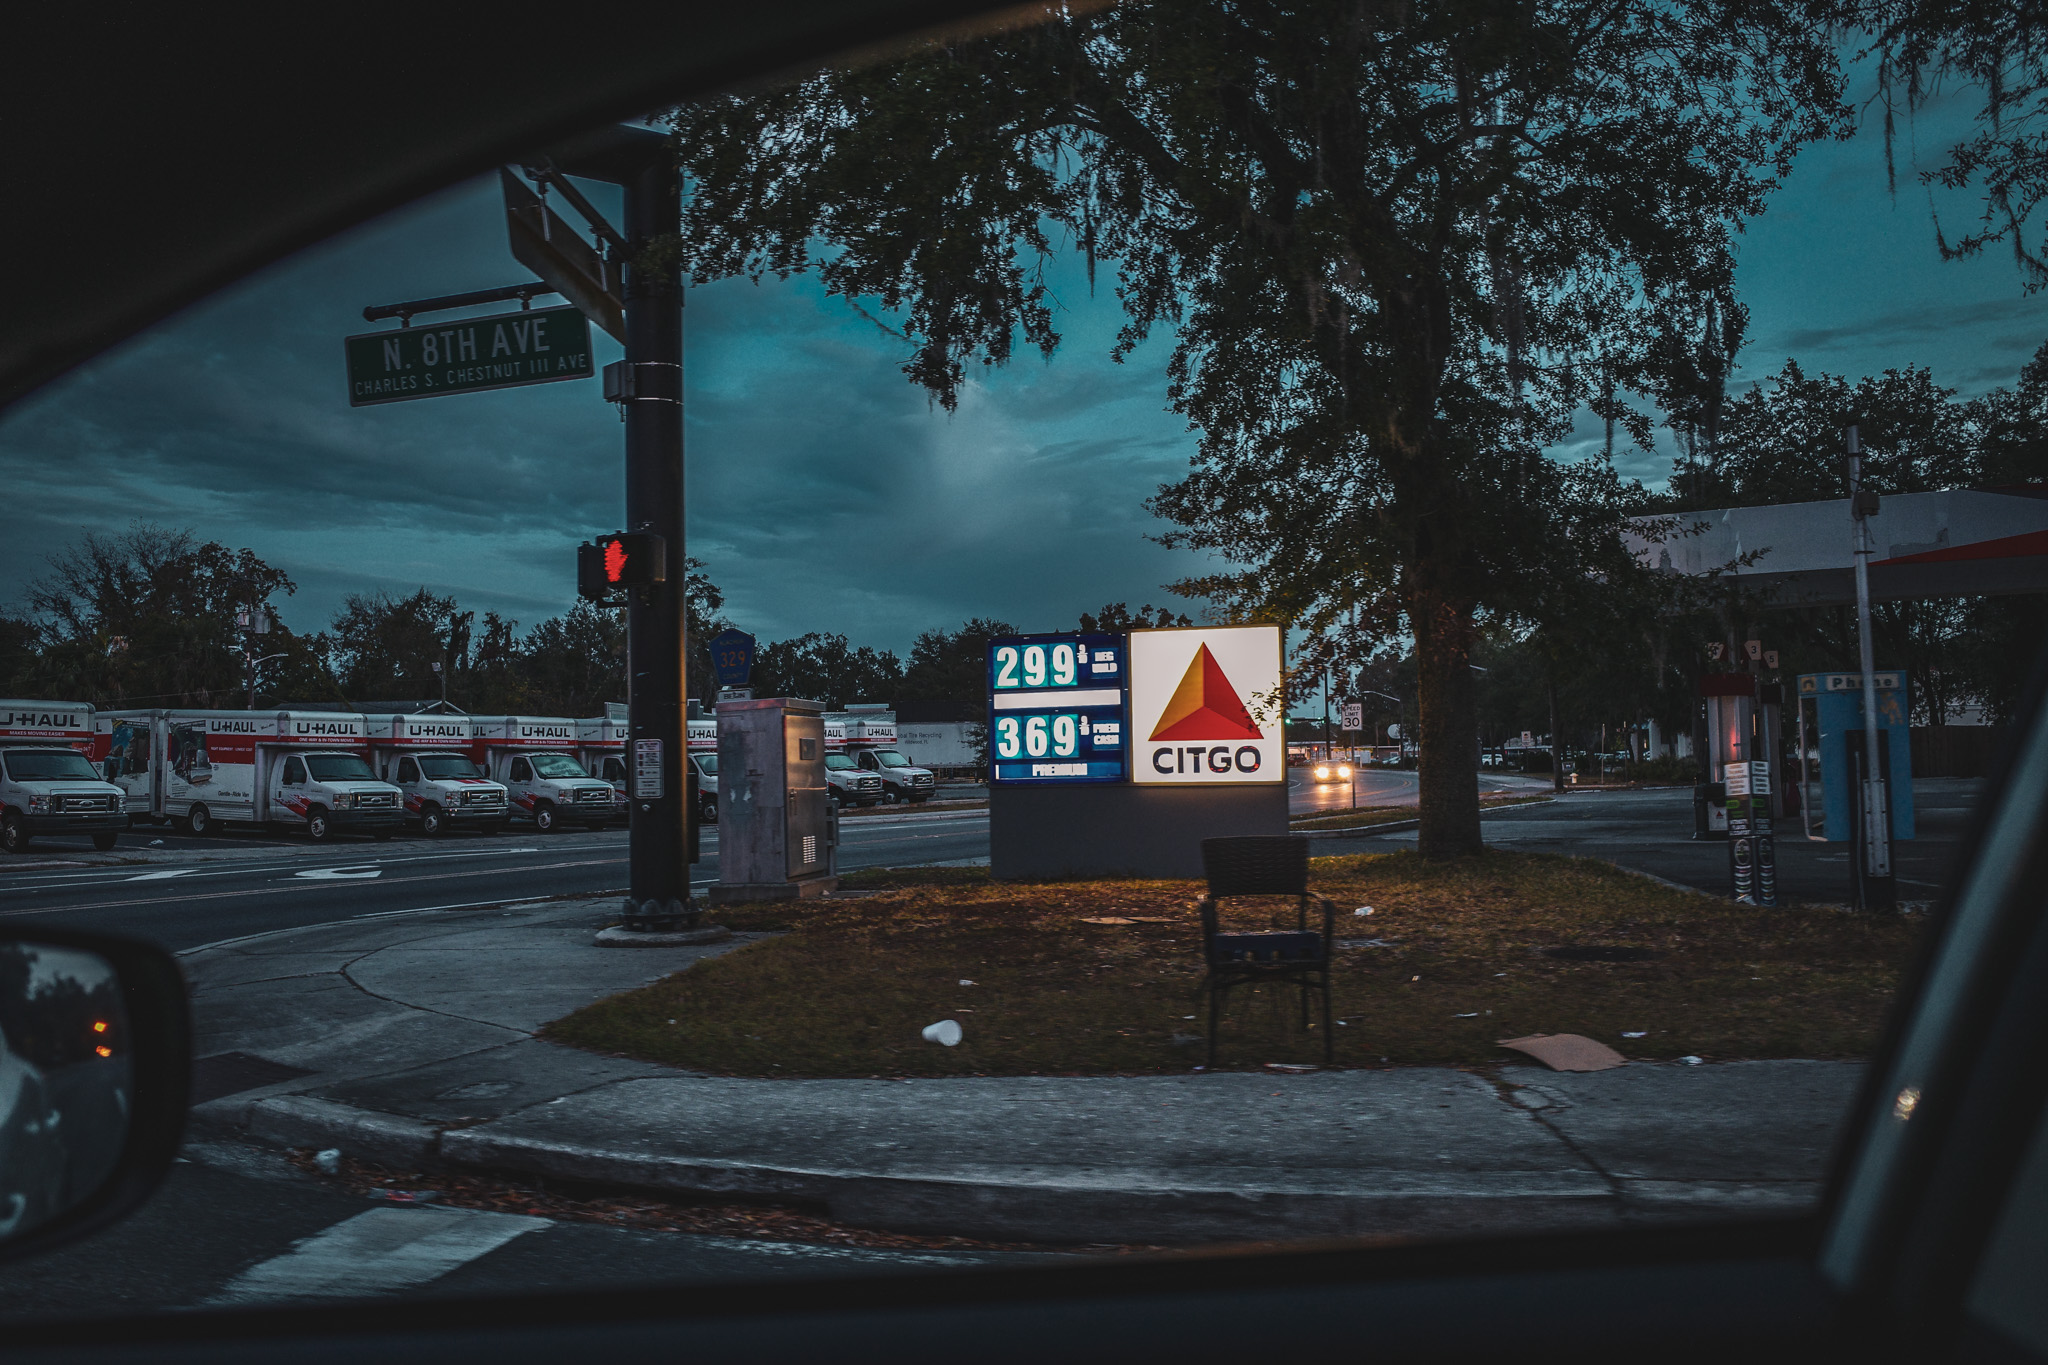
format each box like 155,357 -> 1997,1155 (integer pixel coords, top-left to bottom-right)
1128,625 -> 1283,784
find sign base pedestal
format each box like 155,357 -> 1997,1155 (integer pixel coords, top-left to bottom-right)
990,783 -> 1287,880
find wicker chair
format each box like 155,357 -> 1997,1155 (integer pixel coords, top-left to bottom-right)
1197,836 -> 1334,1066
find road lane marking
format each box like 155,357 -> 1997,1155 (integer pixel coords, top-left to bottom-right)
0,856 -> 629,919
295,866 -> 382,880
204,1206 -> 547,1304
4,845 -> 559,894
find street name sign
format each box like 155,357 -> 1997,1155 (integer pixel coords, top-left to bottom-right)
1129,624 -> 1284,784
986,633 -> 1129,784
344,306 -> 593,406
502,169 -> 626,343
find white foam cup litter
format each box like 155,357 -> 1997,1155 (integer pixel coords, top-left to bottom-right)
314,1148 -> 341,1175
1354,906 -> 1374,916
922,1020 -> 964,1047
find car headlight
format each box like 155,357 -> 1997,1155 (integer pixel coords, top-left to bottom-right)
1338,765 -> 1352,777
1314,766 -> 1330,778
332,794 -> 351,809
26,795 -> 49,814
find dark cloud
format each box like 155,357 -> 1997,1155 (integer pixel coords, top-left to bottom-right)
0,174 -> 1211,652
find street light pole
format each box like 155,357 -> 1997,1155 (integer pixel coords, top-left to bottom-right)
1847,424 -> 1895,911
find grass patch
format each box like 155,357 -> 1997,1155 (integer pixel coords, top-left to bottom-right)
544,850 -> 1923,1076
1290,795 -> 1549,832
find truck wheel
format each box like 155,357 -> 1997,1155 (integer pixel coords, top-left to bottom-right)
699,798 -> 718,825
92,832 -> 119,851
306,808 -> 332,843
420,805 -> 446,837
534,802 -> 557,833
1,813 -> 28,853
187,803 -> 213,837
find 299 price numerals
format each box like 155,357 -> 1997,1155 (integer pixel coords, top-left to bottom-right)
992,643 -> 1079,689
993,713 -> 1081,760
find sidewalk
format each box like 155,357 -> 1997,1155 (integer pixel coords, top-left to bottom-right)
182,898 -> 1865,1245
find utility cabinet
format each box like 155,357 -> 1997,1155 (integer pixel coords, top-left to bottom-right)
707,696 -> 837,902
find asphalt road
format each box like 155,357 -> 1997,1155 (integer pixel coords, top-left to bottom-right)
1285,763 -> 1551,817
0,1138 -> 1044,1323
1326,779 -> 1985,906
0,808 -> 995,954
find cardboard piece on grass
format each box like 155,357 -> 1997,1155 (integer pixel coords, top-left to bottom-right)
1498,1033 -> 1627,1072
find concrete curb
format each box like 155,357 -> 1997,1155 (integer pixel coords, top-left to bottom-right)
198,1089 -> 1820,1245
194,1094 -> 442,1168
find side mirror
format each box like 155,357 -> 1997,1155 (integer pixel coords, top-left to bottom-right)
0,930 -> 189,1264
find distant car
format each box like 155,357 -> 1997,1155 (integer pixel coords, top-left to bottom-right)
1310,760 -> 1353,784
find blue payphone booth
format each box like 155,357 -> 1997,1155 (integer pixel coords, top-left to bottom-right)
1798,671 -> 1913,842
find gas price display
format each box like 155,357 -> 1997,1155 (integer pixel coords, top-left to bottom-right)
986,633 -> 1128,784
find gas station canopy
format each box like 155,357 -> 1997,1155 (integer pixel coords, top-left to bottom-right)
1628,487 -> 2048,606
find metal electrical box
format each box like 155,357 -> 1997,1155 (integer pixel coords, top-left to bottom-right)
707,696 -> 837,903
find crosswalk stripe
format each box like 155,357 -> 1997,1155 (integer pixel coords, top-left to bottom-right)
205,1206 -> 548,1305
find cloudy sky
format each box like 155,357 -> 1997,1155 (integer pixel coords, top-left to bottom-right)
2,63 -> 2044,659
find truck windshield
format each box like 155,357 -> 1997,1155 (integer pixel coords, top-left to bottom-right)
415,754 -> 481,779
868,750 -> 911,768
695,754 -> 719,775
530,753 -> 589,779
824,754 -> 857,771
2,750 -> 101,782
304,754 -> 377,782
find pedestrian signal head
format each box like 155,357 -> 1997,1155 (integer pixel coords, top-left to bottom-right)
577,532 -> 666,602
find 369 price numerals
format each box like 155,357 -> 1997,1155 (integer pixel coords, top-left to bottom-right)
993,713 -> 1082,760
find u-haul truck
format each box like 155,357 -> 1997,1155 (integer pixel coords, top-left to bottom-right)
685,714 -> 718,824
819,717 -> 883,807
364,714 -> 509,836
572,711 -> 630,827
831,707 -> 936,805
467,716 -> 615,832
0,700 -> 127,854
576,708 -> 717,826
97,709 -> 406,842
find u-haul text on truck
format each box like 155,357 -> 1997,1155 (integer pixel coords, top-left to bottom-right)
98,709 -> 407,842
364,713 -> 509,836
468,716 -> 617,832
1,700 -> 127,854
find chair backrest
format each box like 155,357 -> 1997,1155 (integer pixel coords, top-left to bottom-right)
1200,836 -> 1310,899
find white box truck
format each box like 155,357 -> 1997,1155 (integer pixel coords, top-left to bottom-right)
364,713 -> 510,836
467,716 -> 615,832
0,701 -> 127,853
833,707 -> 937,804
686,714 -> 718,824
820,718 -> 883,808
97,709 -> 405,842
572,711 -> 631,828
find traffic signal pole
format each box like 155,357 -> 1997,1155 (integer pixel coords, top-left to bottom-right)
555,126 -> 693,931
622,146 -> 692,929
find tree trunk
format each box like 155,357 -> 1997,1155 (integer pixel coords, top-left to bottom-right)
1410,585 -> 1482,858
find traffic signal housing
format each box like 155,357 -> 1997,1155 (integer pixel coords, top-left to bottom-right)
577,532 -> 667,602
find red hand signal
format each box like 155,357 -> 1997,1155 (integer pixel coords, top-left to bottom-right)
604,538 -> 628,583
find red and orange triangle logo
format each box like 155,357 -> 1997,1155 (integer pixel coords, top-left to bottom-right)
1149,644 -> 1263,741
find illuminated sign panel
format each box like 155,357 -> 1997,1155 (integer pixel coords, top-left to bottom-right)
1128,625 -> 1284,784
985,633 -> 1128,784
